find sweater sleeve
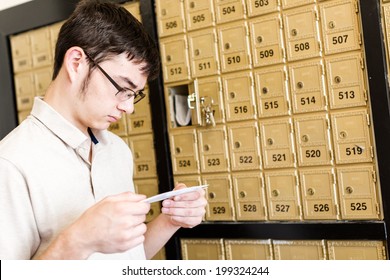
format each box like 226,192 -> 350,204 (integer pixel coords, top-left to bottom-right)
0,157 -> 40,259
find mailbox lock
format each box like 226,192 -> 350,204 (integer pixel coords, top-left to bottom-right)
346,186 -> 354,194
194,49 -> 200,56
328,21 -> 335,29
225,42 -> 231,50
209,192 -> 216,199
175,147 -> 182,154
239,191 -> 247,198
134,152 -> 140,159
234,141 -> 241,148
302,135 -> 309,142
334,76 -> 342,84
267,138 -> 274,145
297,81 -> 304,89
166,55 -> 172,62
230,92 -> 236,98
190,2 -> 195,8
339,131 -> 347,139
307,188 -> 315,196
262,87 -> 268,94
204,144 -> 210,151
291,29 -> 298,36
272,190 -> 279,197
257,36 -> 263,43
149,209 -> 154,215
161,9 -> 166,16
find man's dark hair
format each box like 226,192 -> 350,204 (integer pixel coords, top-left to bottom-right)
52,0 -> 160,81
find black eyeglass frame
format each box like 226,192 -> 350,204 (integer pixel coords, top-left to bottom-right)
84,52 -> 146,104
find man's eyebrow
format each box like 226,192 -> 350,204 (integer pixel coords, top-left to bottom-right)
120,76 -> 140,90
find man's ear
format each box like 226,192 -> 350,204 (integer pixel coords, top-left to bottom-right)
63,47 -> 87,82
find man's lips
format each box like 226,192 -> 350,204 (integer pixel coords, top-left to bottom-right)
108,115 -> 120,122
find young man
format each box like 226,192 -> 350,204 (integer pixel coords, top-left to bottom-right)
0,0 -> 207,260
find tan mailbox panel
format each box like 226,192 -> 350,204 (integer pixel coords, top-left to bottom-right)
294,113 -> 333,167
170,129 -> 200,175
203,174 -> 235,221
184,0 -> 215,31
14,72 -> 34,111
181,239 -> 225,260
227,121 -> 261,171
246,0 -> 280,17
319,0 -> 361,55
33,67 -> 52,97
299,168 -> 338,220
283,5 -> 321,61
198,126 -> 230,173
160,35 -> 190,83
281,0 -> 316,9
225,239 -> 272,260
29,27 -> 52,68
325,52 -> 367,109
254,65 -> 290,118
336,165 -> 381,220
173,175 -> 202,188
197,76 -> 225,124
273,240 -> 326,260
133,178 -> 160,222
155,0 -> 185,37
222,71 -> 257,122
128,135 -> 157,179
249,14 -> 285,68
10,33 -> 32,73
188,28 -> 220,78
218,21 -> 251,73
264,170 -> 301,220
215,0 -> 246,24
123,1 -> 141,22
127,88 -> 152,135
331,109 -> 373,164
288,59 -> 327,113
327,240 -> 386,260
232,172 -> 267,221
259,118 -> 295,169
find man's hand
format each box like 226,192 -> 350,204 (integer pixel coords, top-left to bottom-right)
160,183 -> 207,228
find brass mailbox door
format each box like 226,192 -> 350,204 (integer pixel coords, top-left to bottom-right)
283,5 -> 321,61
128,135 -> 157,179
218,21 -> 251,73
249,14 -> 285,68
14,72 -> 35,111
203,174 -> 235,221
197,76 -> 225,124
319,0 -> 361,55
188,28 -> 220,77
281,0 -> 316,10
331,109 -> 373,164
246,0 -> 280,17
215,0 -> 246,24
264,170 -> 301,220
299,168 -> 338,220
33,67 -> 52,97
232,172 -> 267,221
294,113 -> 333,167
224,239 -> 272,260
288,59 -> 327,114
254,65 -> 290,118
184,0 -> 215,31
325,51 -> 367,109
29,27 -> 52,68
222,71 -> 257,122
160,35 -> 190,83
198,126 -> 230,173
227,121 -> 261,171
327,240 -> 386,260
181,239 -> 225,260
155,0 -> 185,37
273,240 -> 326,260
259,117 -> 296,169
173,175 -> 202,188
10,33 -> 32,73
170,129 -> 200,175
108,117 -> 127,137
336,165 -> 381,220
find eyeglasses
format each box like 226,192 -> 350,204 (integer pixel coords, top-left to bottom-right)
85,52 -> 145,104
